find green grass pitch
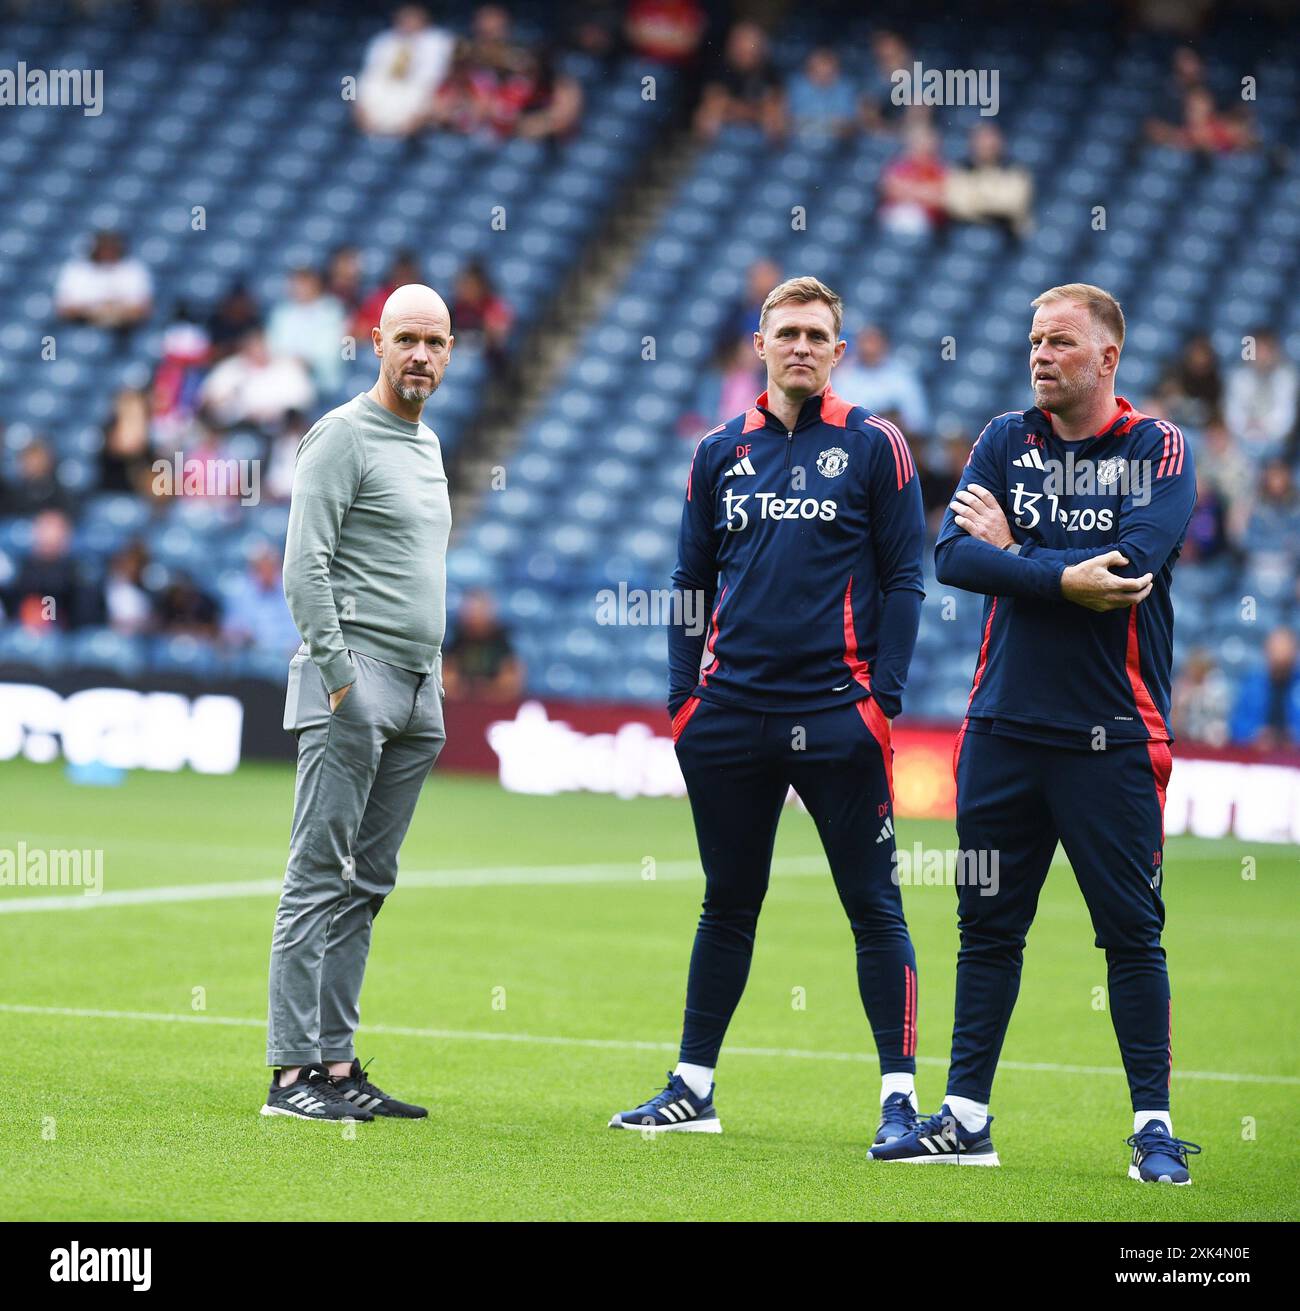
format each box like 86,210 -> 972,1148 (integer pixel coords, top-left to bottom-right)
1,757 -> 1295,1221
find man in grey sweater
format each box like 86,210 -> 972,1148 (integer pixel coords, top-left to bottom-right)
262,283 -> 454,1121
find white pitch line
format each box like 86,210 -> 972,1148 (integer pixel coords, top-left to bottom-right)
0,1003 -> 1294,1087
0,844 -> 1266,915
0,857 -> 832,914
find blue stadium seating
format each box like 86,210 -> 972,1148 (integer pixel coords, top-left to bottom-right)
1,3 -> 1296,731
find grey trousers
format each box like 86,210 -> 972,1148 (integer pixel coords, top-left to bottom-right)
267,646 -> 445,1066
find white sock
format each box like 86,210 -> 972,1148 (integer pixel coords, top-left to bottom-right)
944,1095 -> 989,1132
880,1072 -> 916,1105
1135,1110 -> 1172,1134
674,1062 -> 714,1099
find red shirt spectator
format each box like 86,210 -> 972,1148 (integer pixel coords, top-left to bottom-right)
352,251 -> 422,339
626,0 -> 706,64
880,127 -> 948,235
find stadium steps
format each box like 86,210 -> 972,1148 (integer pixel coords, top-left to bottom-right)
447,126 -> 700,529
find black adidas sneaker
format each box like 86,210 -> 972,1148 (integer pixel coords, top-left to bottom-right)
261,1063 -> 374,1121
330,1058 -> 428,1119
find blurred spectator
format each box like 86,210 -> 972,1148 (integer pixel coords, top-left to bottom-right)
1148,86 -> 1253,153
3,438 -> 73,517
4,509 -> 100,630
442,588 -> 523,701
99,388 -> 156,495
879,124 -> 948,236
1156,333 -> 1222,429
450,260 -> 513,369
832,327 -> 930,436
625,0 -> 706,66
207,282 -> 262,362
1134,1 -> 1215,38
1170,647 -> 1232,746
694,22 -> 785,141
466,4 -> 530,74
326,245 -> 365,319
1164,45 -> 1208,110
721,257 -> 782,347
1230,626 -> 1300,749
566,1 -> 623,71
715,337 -> 764,420
1223,329 -> 1298,457
786,48 -> 858,138
945,123 -> 1033,241
353,250 -> 423,339
200,329 -> 315,431
54,230 -> 152,329
1197,415 -> 1255,546
860,30 -> 912,134
1243,459 -> 1300,569
221,544 -> 300,656
266,409 -> 311,503
1182,469 -> 1228,561
680,335 -> 764,435
354,3 -> 455,137
151,309 -> 212,445
103,540 -> 156,637
918,429 -> 972,534
430,5 -> 535,136
155,570 -> 220,640
515,48 -> 583,140
266,266 -> 348,394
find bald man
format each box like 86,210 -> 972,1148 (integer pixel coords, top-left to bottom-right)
263,284 -> 454,1121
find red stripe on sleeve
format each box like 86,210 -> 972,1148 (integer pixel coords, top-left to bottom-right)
866,416 -> 910,488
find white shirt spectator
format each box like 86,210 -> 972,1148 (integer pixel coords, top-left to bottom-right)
1224,347 -> 1298,457
356,8 -> 455,136
105,572 -> 153,635
201,336 -> 315,430
55,253 -> 152,322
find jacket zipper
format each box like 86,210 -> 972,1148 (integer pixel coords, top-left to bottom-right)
784,429 -> 793,472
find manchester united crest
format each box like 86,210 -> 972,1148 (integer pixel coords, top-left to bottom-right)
817,446 -> 849,478
1096,456 -> 1124,486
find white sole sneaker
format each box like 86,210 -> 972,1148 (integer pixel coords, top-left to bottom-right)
608,1116 -> 723,1134
259,1103 -> 363,1122
872,1152 -> 1000,1165
1128,1164 -> 1191,1184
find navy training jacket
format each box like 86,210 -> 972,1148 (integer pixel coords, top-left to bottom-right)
934,396 -> 1197,751
668,384 -> 926,725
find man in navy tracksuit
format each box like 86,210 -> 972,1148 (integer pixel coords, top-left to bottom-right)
870,284 -> 1203,1184
608,277 -> 927,1146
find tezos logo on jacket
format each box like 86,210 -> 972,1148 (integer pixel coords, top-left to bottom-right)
724,489 -> 837,531
816,447 -> 849,478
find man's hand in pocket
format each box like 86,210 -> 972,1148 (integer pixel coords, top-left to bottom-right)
329,682 -> 354,713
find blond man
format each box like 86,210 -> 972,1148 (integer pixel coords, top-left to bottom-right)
871,285 -> 1201,1183
610,278 -> 928,1146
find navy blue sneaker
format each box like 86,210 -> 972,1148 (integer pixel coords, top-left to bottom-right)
868,1104 -> 999,1165
608,1072 -> 722,1134
873,1091 -> 921,1146
1127,1120 -> 1201,1185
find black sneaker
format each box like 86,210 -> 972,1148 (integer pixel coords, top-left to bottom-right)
330,1058 -> 428,1119
261,1063 -> 374,1121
